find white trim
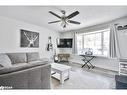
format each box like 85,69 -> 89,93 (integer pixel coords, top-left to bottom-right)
77,28 -> 110,35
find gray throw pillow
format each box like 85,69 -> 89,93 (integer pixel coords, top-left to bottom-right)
0,64 -> 3,67
0,53 -> 12,67
27,52 -> 40,62
7,53 -> 27,64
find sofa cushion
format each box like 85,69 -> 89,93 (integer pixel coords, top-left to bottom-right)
0,53 -> 12,67
28,60 -> 48,65
12,63 -> 28,67
26,52 -> 40,62
39,58 -> 52,63
7,53 -> 27,64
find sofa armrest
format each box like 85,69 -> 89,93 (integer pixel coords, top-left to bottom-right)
0,61 -> 49,75
0,63 -> 51,89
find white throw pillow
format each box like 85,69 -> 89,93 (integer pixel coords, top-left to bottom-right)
0,53 -> 12,68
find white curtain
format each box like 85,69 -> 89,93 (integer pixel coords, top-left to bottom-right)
109,24 -> 121,58
72,32 -> 77,54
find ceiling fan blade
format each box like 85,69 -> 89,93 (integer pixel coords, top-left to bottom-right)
68,20 -> 81,24
67,11 -> 79,19
48,20 -> 61,24
49,11 -> 61,19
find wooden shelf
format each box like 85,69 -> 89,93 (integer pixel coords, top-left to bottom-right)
121,68 -> 127,70
119,62 -> 127,75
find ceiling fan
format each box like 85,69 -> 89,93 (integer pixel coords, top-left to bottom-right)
48,10 -> 81,28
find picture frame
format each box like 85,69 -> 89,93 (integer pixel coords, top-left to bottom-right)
20,29 -> 39,48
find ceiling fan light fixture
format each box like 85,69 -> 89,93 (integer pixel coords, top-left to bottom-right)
61,21 -> 67,28
48,10 -> 81,28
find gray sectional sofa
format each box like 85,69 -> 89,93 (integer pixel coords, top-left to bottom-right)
0,52 -> 51,89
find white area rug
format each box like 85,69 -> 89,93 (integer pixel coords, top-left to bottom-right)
51,62 -> 116,89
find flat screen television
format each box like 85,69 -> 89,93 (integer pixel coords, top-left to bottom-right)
57,38 -> 73,48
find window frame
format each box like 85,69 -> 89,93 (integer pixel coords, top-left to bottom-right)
76,28 -> 110,57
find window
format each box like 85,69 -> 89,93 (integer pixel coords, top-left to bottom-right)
76,29 -> 110,56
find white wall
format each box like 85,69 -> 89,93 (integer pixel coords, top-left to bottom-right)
0,16 -> 60,58
59,16 -> 127,72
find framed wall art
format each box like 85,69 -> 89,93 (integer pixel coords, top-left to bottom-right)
20,29 -> 39,48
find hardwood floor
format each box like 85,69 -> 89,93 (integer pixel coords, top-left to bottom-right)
51,62 -> 117,89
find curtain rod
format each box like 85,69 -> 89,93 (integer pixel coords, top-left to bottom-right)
117,25 -> 127,30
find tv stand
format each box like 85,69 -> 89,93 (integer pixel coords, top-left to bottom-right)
58,53 -> 70,62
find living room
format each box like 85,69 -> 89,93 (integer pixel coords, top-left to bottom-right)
0,6 -> 127,90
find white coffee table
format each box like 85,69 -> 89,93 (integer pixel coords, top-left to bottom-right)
51,63 -> 71,84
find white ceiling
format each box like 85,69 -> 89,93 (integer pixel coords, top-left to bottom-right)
0,6 -> 127,32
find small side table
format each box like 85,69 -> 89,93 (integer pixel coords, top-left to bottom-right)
80,55 -> 95,69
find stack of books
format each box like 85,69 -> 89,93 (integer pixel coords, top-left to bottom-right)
121,63 -> 127,68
